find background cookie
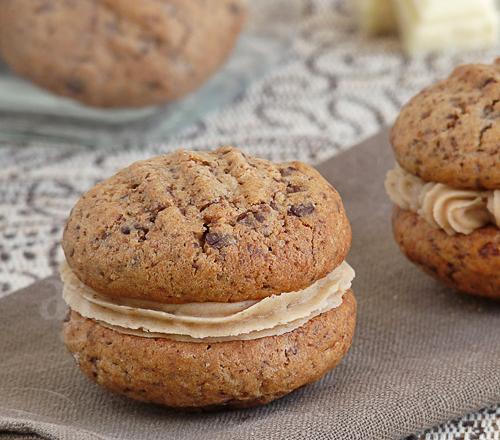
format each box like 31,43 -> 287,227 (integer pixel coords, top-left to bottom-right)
391,60 -> 500,190
63,290 -> 356,409
392,207 -> 500,299
0,0 -> 246,108
62,147 -> 352,303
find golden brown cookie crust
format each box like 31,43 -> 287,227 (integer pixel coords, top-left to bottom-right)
0,0 -> 246,108
63,290 -> 356,409
62,147 -> 352,304
392,207 -> 500,299
391,60 -> 500,190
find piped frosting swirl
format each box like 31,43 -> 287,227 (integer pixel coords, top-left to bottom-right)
385,164 -> 499,235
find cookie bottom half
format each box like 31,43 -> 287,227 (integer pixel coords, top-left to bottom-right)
63,290 -> 356,409
392,207 -> 500,299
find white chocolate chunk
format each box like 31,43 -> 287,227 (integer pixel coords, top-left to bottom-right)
354,0 -> 398,35
394,0 -> 499,55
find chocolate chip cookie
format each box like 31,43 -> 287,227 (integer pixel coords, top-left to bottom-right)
61,146 -> 356,408
0,0 -> 246,108
387,60 -> 500,299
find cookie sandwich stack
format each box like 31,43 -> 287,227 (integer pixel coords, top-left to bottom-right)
386,60 -> 500,299
61,147 -> 357,408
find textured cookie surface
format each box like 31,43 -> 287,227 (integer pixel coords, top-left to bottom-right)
0,0 -> 245,107
391,60 -> 500,190
62,147 -> 351,303
393,207 -> 500,299
63,291 -> 356,408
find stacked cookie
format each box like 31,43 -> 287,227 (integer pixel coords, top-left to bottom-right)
0,0 -> 246,108
61,147 -> 356,408
386,60 -> 500,299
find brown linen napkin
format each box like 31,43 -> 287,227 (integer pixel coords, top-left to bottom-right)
1,130 -> 499,440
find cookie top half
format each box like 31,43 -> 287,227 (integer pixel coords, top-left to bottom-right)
391,60 -> 500,190
62,148 -> 351,304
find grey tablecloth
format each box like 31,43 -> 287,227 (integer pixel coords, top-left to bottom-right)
1,132 -> 499,440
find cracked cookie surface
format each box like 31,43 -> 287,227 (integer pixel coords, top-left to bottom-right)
391,60 -> 500,190
62,147 -> 351,303
393,207 -> 500,299
63,291 -> 356,408
0,0 -> 246,107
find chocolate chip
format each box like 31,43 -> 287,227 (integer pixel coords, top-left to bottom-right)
286,185 -> 303,194
150,205 -> 166,221
481,77 -> 496,89
483,101 -> 499,119
100,231 -> 111,240
254,212 -> 265,223
479,242 -> 499,257
120,226 -> 131,235
134,225 -> 150,241
65,78 -> 85,94
228,2 -> 241,14
280,167 -> 297,177
289,203 -> 315,217
484,105 -> 494,117
165,185 -> 175,196
237,212 -> 251,224
205,232 -> 235,249
445,262 -> 457,280
238,211 -> 266,225
147,80 -> 161,90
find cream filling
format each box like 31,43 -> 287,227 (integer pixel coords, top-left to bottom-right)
61,261 -> 355,343
385,164 -> 500,235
